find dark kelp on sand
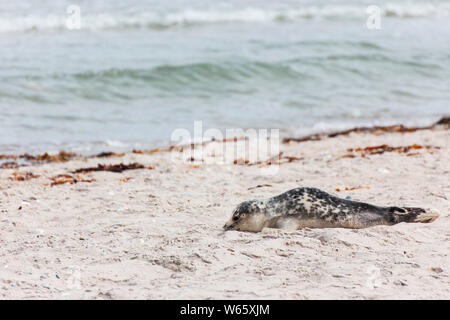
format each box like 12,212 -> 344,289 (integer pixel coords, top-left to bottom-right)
282,116 -> 450,144
72,163 -> 154,174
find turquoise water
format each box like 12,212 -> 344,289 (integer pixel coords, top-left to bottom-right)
1,0 -> 449,154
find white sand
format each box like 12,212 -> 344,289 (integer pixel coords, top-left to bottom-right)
0,127 -> 449,299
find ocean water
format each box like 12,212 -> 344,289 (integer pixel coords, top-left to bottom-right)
1,0 -> 449,154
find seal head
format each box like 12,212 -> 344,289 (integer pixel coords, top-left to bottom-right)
223,200 -> 267,232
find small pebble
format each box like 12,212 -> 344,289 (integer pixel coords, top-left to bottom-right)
431,267 -> 443,273
345,196 -> 352,200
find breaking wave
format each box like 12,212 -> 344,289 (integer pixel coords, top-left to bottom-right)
1,3 -> 450,33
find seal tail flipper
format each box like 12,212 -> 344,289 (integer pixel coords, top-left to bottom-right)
388,207 -> 440,224
412,208 -> 440,223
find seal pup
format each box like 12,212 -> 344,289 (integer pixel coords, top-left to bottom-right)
223,187 -> 440,232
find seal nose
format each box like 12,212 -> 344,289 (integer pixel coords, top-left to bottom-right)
223,223 -> 231,230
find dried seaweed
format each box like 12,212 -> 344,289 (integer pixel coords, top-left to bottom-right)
125,136 -> 246,156
246,152 -> 282,167
72,163 -> 152,174
0,154 -> 18,160
436,116 -> 450,125
233,159 -> 250,165
283,116 -> 449,144
50,174 -> 95,186
335,186 -> 370,192
0,151 -> 77,164
28,151 -> 77,162
282,156 -> 304,163
342,144 -> 439,158
131,147 -> 183,154
0,162 -> 20,169
248,184 -> 273,190
10,172 -> 40,181
246,152 -> 304,167
93,152 -> 125,158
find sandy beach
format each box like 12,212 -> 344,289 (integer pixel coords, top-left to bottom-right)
0,122 -> 449,299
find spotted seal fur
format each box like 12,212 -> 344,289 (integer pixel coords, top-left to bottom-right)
223,187 -> 440,232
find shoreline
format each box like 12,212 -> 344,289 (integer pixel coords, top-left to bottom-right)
0,119 -> 449,299
1,116 -> 449,169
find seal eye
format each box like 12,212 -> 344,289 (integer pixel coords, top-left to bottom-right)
233,216 -> 239,221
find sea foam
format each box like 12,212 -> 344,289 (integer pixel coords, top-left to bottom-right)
1,3 -> 449,33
